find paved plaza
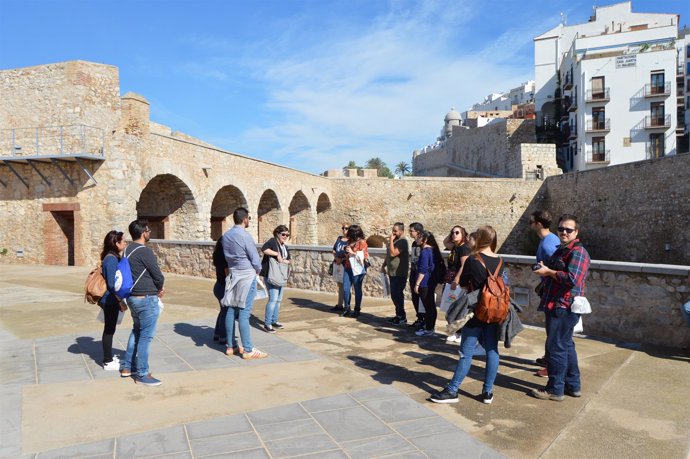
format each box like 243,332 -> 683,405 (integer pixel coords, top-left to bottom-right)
1,264 -> 689,458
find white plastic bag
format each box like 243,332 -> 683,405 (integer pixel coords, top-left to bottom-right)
418,298 -> 426,314
440,283 -> 464,313
97,309 -> 124,324
380,273 -> 390,297
571,296 -> 592,314
349,250 -> 365,276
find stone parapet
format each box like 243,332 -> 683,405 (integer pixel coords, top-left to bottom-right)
150,241 -> 690,349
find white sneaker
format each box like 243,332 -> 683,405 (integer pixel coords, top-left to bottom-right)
103,360 -> 120,371
446,334 -> 461,344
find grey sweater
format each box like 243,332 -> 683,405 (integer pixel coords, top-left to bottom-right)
124,242 -> 165,296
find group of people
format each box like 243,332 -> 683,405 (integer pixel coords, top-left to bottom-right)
330,214 -> 591,405
96,207 -> 591,404
95,208 -> 293,386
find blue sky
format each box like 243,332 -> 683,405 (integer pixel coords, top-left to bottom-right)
1,0 -> 687,174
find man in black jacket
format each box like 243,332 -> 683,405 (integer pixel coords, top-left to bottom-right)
120,219 -> 165,386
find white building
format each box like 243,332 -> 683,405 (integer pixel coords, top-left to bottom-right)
466,81 -> 535,114
682,31 -> 690,148
534,1 -> 680,171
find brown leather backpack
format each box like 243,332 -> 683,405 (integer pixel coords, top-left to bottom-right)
473,256 -> 510,324
84,263 -> 107,304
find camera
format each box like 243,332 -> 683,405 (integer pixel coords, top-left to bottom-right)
531,263 -> 542,271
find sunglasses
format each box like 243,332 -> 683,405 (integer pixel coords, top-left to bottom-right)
280,232 -> 290,237
452,230 -> 462,235
342,226 -> 349,230
557,227 -> 576,234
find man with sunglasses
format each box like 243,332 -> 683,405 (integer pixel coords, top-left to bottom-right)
382,222 -> 409,325
531,214 -> 590,401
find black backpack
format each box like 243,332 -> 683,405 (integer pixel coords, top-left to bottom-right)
432,251 -> 447,284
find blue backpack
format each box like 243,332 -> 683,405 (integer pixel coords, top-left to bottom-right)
114,245 -> 146,299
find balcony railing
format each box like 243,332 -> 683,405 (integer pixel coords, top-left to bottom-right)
643,82 -> 671,97
585,88 -> 610,103
568,127 -> 578,139
585,119 -> 610,132
586,149 -> 610,164
0,125 -> 105,157
643,115 -> 671,129
646,142 -> 665,159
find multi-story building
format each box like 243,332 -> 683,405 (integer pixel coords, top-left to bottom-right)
680,29 -> 690,153
462,81 -> 535,126
534,1 -> 680,171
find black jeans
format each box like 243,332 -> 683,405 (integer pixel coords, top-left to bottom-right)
409,271 -> 424,321
101,300 -> 120,363
389,275 -> 407,319
418,285 -> 437,331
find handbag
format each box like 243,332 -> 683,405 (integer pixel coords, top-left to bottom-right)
268,257 -> 290,287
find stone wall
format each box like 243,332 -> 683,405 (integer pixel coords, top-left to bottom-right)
150,241 -> 690,349
540,154 -> 690,265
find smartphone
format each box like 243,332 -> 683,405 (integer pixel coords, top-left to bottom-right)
531,263 -> 542,271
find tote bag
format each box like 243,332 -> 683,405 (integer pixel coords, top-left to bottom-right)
268,258 -> 290,287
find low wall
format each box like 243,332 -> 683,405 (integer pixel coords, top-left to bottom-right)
150,240 -> 690,349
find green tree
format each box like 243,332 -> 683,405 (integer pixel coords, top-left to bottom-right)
343,160 -> 360,172
366,157 -> 393,178
395,161 -> 411,176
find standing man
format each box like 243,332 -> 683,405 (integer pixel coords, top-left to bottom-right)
382,222 -> 409,325
121,219 -> 165,386
531,214 -> 590,401
407,222 -> 425,329
529,210 -> 561,377
221,207 -> 267,360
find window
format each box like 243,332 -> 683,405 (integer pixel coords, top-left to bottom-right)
649,133 -> 664,159
650,102 -> 665,126
592,137 -> 606,162
592,107 -> 606,129
650,71 -> 665,94
687,45 -> 690,58
591,76 -> 605,99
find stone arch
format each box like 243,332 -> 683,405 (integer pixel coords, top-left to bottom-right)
210,185 -> 248,240
137,174 -> 199,240
289,190 -> 313,245
257,189 -> 282,243
316,192 -> 335,244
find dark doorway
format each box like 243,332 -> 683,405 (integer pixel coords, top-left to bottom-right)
51,211 -> 75,265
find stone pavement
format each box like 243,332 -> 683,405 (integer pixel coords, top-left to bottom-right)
1,264 -> 689,459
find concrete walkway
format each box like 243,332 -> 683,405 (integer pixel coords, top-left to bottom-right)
1,264 -> 689,458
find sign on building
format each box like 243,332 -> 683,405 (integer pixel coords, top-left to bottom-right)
615,55 -> 637,68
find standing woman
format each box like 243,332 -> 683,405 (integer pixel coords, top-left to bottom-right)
212,238 -> 229,345
331,224 -> 349,312
342,224 -> 368,318
446,226 -> 472,343
431,226 -> 503,405
414,231 -> 443,337
99,230 -> 127,371
261,225 -> 291,333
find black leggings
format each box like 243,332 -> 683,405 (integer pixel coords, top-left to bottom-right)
418,285 -> 437,331
409,272 -> 424,320
101,300 -> 120,363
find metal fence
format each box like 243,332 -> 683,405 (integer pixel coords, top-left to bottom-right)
0,125 -> 105,157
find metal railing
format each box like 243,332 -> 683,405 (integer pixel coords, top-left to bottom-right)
643,82 -> 671,97
0,125 -> 105,157
586,149 -> 610,163
585,88 -> 610,102
643,115 -> 671,129
585,119 -> 610,132
563,71 -> 573,89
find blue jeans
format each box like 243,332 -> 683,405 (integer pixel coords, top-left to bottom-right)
225,277 -> 257,351
545,307 -> 581,396
389,276 -> 407,319
264,278 -> 284,325
123,295 -> 160,378
343,268 -> 365,311
447,322 -> 500,394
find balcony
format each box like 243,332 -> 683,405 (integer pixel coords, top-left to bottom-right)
568,127 -> 578,139
568,100 -> 578,112
643,82 -> 671,98
643,115 -> 671,129
563,72 -> 573,90
586,149 -> 610,164
585,88 -> 610,103
585,119 -> 610,133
